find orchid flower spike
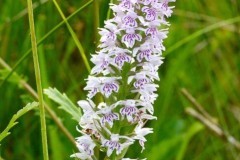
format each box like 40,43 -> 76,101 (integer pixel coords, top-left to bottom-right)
72,0 -> 175,159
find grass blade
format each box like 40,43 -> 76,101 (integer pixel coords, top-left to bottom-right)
53,0 -> 91,72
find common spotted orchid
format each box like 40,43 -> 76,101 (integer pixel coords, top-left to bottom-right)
72,0 -> 174,159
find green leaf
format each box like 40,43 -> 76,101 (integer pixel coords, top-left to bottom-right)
44,87 -> 82,122
0,102 -> 39,143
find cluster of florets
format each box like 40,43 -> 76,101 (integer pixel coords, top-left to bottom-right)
71,0 -> 174,159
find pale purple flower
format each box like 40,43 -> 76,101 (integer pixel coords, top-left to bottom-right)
84,76 -> 101,98
136,100 -> 154,114
99,21 -> 120,49
122,28 -> 142,48
71,134 -> 96,159
122,11 -> 138,28
158,0 -> 175,17
91,51 -> 113,75
136,49 -> 152,62
85,76 -> 120,98
101,81 -> 119,98
77,99 -> 100,133
120,0 -> 133,9
119,100 -> 138,122
102,134 -> 134,157
142,7 -> 157,21
140,0 -> 153,5
96,102 -> 119,128
134,125 -> 153,152
114,52 -> 132,69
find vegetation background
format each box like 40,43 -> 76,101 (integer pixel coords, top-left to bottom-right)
0,0 -> 240,159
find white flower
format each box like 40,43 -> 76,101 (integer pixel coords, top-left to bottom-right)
157,0 -> 175,17
122,28 -> 142,48
137,107 -> 157,121
84,76 -> 120,98
84,76 -> 101,98
100,78 -> 120,98
142,7 -> 157,21
99,21 -> 119,49
78,99 -> 100,133
96,102 -> 119,128
120,0 -> 138,10
141,63 -> 161,81
136,100 -> 154,115
91,51 -> 113,75
71,134 -> 96,159
119,100 -> 138,122
122,11 -> 138,28
109,47 -> 132,69
102,134 -> 134,157
134,125 -> 153,152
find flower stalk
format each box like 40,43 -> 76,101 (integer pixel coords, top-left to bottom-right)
72,0 -> 174,159
27,0 -> 49,159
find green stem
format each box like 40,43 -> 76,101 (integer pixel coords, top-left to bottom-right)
93,0 -> 100,45
53,0 -> 91,73
107,0 -> 114,19
27,0 -> 49,160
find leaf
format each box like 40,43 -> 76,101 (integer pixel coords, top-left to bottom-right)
0,102 -> 39,143
44,87 -> 82,122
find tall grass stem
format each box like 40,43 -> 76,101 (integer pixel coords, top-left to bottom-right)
93,0 -> 100,46
27,0 -> 49,159
53,0 -> 91,73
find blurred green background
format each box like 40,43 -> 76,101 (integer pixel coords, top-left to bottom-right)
0,0 -> 240,159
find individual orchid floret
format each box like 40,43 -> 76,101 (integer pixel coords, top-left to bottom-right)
158,0 -> 175,17
84,76 -> 121,98
142,7 -> 157,21
102,134 -> 134,157
119,100 -> 139,122
122,11 -> 139,28
122,28 -> 142,48
99,21 -> 119,49
96,102 -> 119,128
108,47 -> 133,69
91,51 -> 113,75
77,99 -> 100,134
101,80 -> 120,98
119,0 -> 138,10
133,125 -> 153,152
71,134 -> 96,160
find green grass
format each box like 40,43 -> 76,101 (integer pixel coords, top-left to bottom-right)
0,0 -> 240,159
